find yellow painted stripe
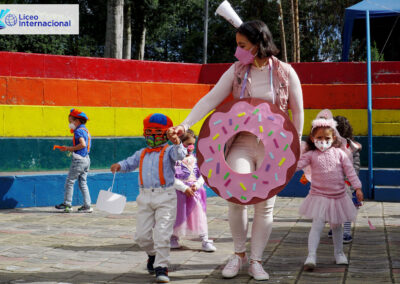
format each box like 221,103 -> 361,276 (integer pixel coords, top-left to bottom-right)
0,105 -> 209,137
0,106 -> 399,137
301,109 -> 400,136
0,107 -> 4,136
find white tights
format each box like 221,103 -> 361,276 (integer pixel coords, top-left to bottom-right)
308,219 -> 343,256
226,133 -> 276,261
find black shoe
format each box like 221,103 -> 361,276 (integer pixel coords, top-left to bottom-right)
155,266 -> 169,283
77,205 -> 93,213
147,255 -> 155,274
55,203 -> 72,212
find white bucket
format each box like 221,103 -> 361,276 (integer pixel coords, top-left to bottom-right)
96,173 -> 126,214
215,0 -> 243,28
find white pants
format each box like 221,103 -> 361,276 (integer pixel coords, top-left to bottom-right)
134,188 -> 177,268
226,134 -> 276,261
308,219 -> 343,256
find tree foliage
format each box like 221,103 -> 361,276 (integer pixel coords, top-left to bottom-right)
0,0 -> 387,62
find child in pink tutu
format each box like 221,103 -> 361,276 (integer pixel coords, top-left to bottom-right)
296,109 -> 364,270
171,129 -> 216,252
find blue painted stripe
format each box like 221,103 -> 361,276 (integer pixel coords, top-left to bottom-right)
0,168 -> 386,208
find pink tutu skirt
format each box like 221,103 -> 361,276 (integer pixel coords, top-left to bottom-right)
299,193 -> 357,225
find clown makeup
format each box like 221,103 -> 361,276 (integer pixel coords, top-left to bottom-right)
144,128 -> 168,147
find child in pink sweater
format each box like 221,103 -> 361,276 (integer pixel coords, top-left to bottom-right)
296,109 -> 364,271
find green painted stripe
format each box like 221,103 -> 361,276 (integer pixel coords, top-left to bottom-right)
1,136 -> 400,172
0,137 -> 146,172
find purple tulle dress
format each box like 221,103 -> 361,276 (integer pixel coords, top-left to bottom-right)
173,154 -> 208,238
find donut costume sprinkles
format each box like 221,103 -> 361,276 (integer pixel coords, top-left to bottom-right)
197,98 -> 300,205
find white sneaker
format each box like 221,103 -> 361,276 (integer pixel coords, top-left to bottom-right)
222,254 -> 247,278
202,240 -> 216,252
304,254 -> 316,271
170,237 -> 181,249
335,252 -> 348,265
248,260 -> 269,281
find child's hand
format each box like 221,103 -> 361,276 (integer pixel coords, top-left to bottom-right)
190,184 -> 198,192
53,145 -> 67,151
60,146 -> 69,152
110,163 -> 121,173
184,187 -> 195,197
355,188 -> 364,202
299,174 -> 309,185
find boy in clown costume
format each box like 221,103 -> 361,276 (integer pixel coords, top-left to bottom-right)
110,113 -> 186,283
55,108 -> 93,213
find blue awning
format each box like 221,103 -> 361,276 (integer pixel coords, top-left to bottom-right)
342,0 -> 400,61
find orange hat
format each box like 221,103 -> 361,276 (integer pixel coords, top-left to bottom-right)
69,108 -> 89,120
143,113 -> 173,129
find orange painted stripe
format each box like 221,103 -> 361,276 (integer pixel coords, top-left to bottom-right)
1,76 -> 399,110
1,76 -> 214,109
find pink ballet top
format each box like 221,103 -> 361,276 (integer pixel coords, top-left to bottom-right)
297,147 -> 362,199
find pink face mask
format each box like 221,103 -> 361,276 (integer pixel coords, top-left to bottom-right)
234,46 -> 255,65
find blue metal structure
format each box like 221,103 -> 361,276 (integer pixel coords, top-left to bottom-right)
342,0 -> 400,196
342,0 -> 400,62
366,10 -> 374,198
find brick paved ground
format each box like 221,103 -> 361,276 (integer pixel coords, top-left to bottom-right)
0,197 -> 399,283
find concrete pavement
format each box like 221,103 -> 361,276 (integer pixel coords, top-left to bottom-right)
0,197 -> 399,283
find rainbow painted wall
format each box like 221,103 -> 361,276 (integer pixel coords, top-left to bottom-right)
0,51 -> 399,208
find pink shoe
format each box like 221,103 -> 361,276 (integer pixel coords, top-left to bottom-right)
248,260 -> 269,281
222,254 -> 247,278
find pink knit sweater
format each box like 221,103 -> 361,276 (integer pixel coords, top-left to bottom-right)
297,147 -> 362,199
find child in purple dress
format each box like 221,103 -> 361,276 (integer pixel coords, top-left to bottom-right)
171,129 -> 216,252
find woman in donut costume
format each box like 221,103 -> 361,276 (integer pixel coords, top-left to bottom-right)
168,3 -> 304,281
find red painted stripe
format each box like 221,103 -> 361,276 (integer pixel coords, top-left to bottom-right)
1,51 -> 399,84
200,62 -> 400,84
0,52 -> 203,84
2,76 -> 400,109
302,84 -> 400,109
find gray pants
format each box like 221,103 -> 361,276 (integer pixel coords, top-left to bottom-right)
64,156 -> 91,207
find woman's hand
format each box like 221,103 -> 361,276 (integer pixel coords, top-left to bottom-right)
190,184 -> 198,192
110,163 -> 121,174
167,125 -> 185,144
355,188 -> 364,202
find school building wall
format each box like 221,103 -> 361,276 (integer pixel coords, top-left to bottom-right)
0,51 -> 399,208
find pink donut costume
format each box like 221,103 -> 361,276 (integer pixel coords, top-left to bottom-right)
197,98 -> 300,205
